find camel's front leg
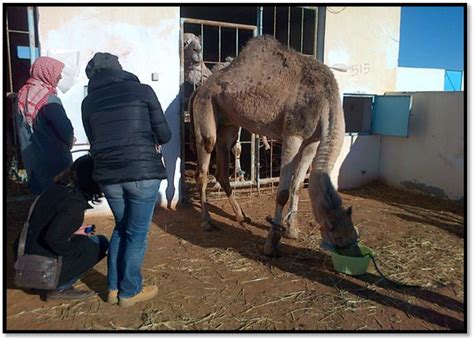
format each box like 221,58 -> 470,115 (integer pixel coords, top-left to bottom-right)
264,135 -> 303,257
195,141 -> 214,231
283,141 -> 319,239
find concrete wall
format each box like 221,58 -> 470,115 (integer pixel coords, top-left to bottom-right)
396,67 -> 445,91
333,135 -> 381,190
325,6 -> 401,95
379,92 -> 464,200
37,6 -> 181,213
324,7 -> 401,189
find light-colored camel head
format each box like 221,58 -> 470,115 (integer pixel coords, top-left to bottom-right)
183,33 -> 203,64
309,172 -> 359,251
183,33 -> 212,86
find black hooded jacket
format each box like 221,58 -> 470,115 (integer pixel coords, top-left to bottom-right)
82,69 -> 171,184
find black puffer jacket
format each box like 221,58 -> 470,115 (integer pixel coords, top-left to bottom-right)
82,70 -> 171,184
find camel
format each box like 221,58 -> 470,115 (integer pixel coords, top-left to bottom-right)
189,35 -> 359,257
184,33 -> 269,189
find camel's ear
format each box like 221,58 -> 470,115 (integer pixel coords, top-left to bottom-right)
346,206 -> 352,217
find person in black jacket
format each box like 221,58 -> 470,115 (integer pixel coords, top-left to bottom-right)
14,155 -> 109,301
82,53 -> 171,307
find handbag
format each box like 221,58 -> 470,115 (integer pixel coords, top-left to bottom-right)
14,196 -> 63,290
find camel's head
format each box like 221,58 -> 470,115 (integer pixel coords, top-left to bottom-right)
183,33 -> 203,64
309,172 -> 359,252
319,206 -> 359,251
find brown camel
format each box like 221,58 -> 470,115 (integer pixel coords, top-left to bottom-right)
189,35 -> 359,257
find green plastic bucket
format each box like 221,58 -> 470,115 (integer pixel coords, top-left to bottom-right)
331,245 -> 374,276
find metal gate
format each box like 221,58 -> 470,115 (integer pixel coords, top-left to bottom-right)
180,17 -> 261,197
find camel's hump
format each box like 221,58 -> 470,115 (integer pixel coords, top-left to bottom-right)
238,35 -> 289,57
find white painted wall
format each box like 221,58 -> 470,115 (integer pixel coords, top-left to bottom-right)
332,135 -> 381,190
379,92 -> 464,200
324,7 -> 401,190
325,7 -> 401,95
396,67 -> 445,92
37,7 -> 181,213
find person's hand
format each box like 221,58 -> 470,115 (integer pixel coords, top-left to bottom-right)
74,224 -> 95,236
69,135 -> 77,150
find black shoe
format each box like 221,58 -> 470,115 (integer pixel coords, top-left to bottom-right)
46,287 -> 95,301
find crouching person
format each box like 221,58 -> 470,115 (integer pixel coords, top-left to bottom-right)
14,155 -> 109,301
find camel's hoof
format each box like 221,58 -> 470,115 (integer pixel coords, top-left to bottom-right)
201,221 -> 214,231
263,238 -> 282,257
284,227 -> 299,240
236,214 -> 252,224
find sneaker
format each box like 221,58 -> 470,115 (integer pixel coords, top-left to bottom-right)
107,290 -> 119,304
118,286 -> 158,308
46,287 -> 94,301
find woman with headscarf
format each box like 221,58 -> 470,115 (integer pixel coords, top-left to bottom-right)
82,52 -> 171,308
16,56 -> 75,195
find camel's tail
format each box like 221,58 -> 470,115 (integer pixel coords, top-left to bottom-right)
308,95 -> 345,211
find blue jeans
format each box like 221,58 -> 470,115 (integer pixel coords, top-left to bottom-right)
56,235 -> 109,290
101,179 -> 161,298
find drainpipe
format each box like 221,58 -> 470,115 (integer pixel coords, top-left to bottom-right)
27,6 -> 37,65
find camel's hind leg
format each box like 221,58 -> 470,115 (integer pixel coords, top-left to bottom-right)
283,141 -> 319,239
215,124 -> 248,224
264,135 -> 303,256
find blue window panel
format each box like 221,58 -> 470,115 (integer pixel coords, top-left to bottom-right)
372,95 -> 412,137
17,46 -> 40,60
444,70 -> 463,91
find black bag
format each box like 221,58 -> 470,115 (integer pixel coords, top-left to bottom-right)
14,196 -> 62,290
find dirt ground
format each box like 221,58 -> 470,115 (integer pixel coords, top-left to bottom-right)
5,180 -> 465,331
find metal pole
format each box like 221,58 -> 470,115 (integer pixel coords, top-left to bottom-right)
200,24 -> 204,84
27,6 -> 37,65
257,6 -> 263,36
236,28 -> 239,56
218,25 -> 221,63
300,8 -> 304,53
287,6 -> 291,48
273,7 -> 277,37
179,19 -> 186,203
182,18 -> 256,30
316,6 -> 326,61
6,13 -> 13,94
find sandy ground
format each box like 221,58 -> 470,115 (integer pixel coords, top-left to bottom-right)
5,181 -> 465,331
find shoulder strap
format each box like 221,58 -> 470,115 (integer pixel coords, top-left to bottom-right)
17,195 -> 41,258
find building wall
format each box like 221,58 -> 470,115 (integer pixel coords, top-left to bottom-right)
324,6 -> 401,95
325,7 -> 463,200
396,67 -> 445,91
379,92 -> 464,200
37,6 -> 181,213
324,7 -> 401,189
333,135 -> 381,190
